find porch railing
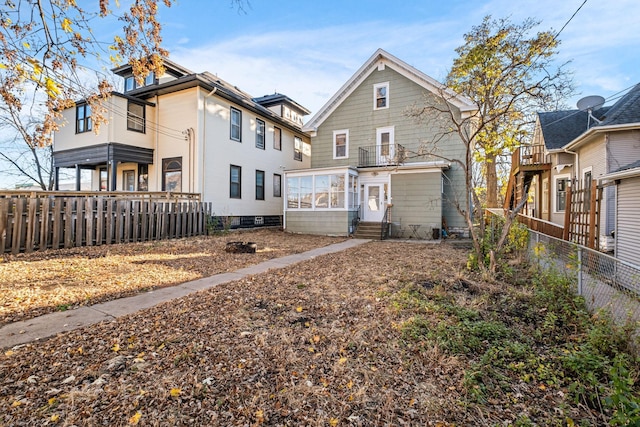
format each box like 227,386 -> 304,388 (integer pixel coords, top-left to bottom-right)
381,205 -> 391,240
358,144 -> 406,167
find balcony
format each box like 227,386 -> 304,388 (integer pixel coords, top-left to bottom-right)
358,144 -> 406,167
511,144 -> 550,173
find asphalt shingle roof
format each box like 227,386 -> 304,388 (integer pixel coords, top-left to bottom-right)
537,83 -> 640,149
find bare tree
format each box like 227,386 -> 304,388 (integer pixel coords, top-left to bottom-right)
407,16 -> 575,276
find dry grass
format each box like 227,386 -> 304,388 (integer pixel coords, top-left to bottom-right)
0,234 -> 616,426
0,229 -> 345,326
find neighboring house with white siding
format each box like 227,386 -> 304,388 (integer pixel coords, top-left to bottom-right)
511,83 -> 640,253
601,161 -> 640,267
284,49 -> 476,238
53,59 -> 311,227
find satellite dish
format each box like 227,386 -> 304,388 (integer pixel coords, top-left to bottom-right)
577,95 -> 605,111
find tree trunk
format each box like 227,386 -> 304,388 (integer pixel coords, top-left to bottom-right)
486,152 -> 498,208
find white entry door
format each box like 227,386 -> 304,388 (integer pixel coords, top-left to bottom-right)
363,183 -> 385,222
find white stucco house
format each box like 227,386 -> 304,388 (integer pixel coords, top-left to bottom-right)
53,59 -> 311,228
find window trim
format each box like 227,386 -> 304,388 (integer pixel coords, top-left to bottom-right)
127,100 -> 145,133
333,129 -> 349,159
273,173 -> 282,197
138,164 -> 149,191
255,169 -> 265,200
123,170 -> 136,191
373,82 -> 389,110
255,118 -> 265,149
583,166 -> 593,212
553,174 -> 570,213
76,103 -> 92,133
230,107 -> 242,142
230,164 -> 242,199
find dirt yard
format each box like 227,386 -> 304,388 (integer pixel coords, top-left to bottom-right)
0,231 -> 634,426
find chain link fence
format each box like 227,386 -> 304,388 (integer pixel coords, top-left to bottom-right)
528,230 -> 640,330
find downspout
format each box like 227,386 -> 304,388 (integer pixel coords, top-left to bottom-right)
562,148 -> 579,184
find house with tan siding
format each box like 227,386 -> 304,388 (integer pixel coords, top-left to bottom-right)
53,59 -> 311,227
509,83 -> 640,256
284,49 -> 476,238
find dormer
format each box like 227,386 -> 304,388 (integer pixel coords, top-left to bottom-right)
112,58 -> 194,93
253,93 -> 311,127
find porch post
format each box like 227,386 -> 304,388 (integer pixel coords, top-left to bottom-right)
54,167 -> 60,191
75,164 -> 81,191
109,160 -> 117,191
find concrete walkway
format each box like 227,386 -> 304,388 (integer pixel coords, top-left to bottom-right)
1,239 -> 370,349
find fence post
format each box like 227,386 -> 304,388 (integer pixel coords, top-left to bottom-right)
577,246 -> 583,296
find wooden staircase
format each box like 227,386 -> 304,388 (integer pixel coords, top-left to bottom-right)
504,145 -> 551,210
353,222 -> 383,239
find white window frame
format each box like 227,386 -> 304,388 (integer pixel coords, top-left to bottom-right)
553,174 -> 570,213
542,178 -> 549,215
373,82 -> 389,110
333,129 -> 349,159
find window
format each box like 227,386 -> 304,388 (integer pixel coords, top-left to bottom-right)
287,176 -> 312,208
127,101 -> 145,132
144,72 -> 155,86
230,107 -> 242,141
333,130 -> 349,159
349,175 -> 358,210
76,104 -> 92,133
273,173 -> 281,197
162,157 -> 182,192
287,173 -> 348,210
274,127 -> 282,150
138,164 -> 148,191
230,165 -> 241,199
99,168 -> 108,191
124,76 -> 135,92
373,82 -> 389,110
123,170 -> 135,191
583,169 -> 593,212
294,136 -> 303,161
254,170 -> 265,200
555,175 -> 570,212
256,119 -> 265,149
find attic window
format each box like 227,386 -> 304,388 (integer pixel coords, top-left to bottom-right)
374,82 -> 389,110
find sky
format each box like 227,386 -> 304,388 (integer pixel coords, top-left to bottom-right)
157,0 -> 640,114
1,0 -> 639,189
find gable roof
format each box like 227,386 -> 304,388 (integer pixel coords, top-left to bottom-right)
537,108 -> 609,150
302,48 -> 477,133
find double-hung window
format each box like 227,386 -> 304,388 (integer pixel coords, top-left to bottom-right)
273,173 -> 282,197
255,170 -> 265,200
555,175 -> 570,212
373,82 -> 389,110
274,127 -> 282,150
127,101 -> 145,132
76,103 -> 92,133
230,165 -> 241,198
230,107 -> 242,141
256,119 -> 265,149
294,136 -> 303,161
333,130 -> 349,159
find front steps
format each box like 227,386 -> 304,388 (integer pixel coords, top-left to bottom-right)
353,222 -> 383,240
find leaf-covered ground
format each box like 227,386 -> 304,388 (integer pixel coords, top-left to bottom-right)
0,229 -> 345,326
2,234 -> 636,426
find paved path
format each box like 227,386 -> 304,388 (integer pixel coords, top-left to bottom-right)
1,239 -> 370,349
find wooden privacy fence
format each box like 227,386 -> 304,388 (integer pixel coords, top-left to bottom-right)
0,194 -> 212,254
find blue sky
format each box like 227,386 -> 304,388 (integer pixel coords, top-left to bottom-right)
2,0 -> 639,189
157,0 -> 640,113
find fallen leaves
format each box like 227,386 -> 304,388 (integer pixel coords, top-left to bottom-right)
0,237 -> 614,426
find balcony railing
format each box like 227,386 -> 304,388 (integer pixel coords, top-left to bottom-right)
358,144 -> 406,167
512,144 -> 548,170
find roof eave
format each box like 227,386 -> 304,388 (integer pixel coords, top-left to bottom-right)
564,122 -> 640,151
